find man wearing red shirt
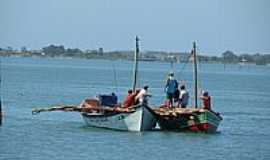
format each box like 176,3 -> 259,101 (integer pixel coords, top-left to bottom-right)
200,91 -> 211,110
123,90 -> 136,108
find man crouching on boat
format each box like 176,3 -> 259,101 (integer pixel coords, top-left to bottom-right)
123,89 -> 139,108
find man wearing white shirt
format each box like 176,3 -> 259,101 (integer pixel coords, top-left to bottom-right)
179,85 -> 189,108
135,86 -> 151,104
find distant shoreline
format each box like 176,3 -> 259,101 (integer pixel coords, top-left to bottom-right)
2,54 -> 270,66
1,45 -> 270,65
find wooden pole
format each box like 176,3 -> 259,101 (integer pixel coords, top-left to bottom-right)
0,100 -> 2,126
0,57 -> 2,126
132,36 -> 139,92
192,42 -> 198,108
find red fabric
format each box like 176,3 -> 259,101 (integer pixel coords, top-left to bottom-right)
202,96 -> 211,110
123,94 -> 136,108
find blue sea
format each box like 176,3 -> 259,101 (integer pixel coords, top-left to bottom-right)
1,57 -> 270,160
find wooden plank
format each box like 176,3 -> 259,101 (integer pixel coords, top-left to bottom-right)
153,107 -> 206,117
32,104 -> 138,115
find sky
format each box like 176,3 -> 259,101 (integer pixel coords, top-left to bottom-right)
0,0 -> 269,55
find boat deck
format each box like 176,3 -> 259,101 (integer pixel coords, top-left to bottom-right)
153,107 -> 206,116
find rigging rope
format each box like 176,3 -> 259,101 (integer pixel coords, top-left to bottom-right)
172,46 -> 204,107
112,61 -> 118,93
162,53 -> 193,87
176,52 -> 192,79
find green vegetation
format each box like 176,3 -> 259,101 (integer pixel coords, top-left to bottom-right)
0,45 -> 269,65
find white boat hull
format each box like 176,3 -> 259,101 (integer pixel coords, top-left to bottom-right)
81,105 -> 156,131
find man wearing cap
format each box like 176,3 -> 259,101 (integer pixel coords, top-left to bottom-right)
165,73 -> 178,107
178,85 -> 189,108
200,91 -> 211,110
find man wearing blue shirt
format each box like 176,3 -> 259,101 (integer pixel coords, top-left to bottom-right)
165,73 -> 178,107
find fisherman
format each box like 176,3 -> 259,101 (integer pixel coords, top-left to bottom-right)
178,85 -> 189,108
164,72 -> 178,107
135,85 -> 151,105
123,89 -> 136,108
200,91 -> 211,110
111,92 -> 118,104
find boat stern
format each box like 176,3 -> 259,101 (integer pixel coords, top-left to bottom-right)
189,110 -> 222,133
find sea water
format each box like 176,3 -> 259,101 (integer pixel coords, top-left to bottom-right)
0,57 -> 270,160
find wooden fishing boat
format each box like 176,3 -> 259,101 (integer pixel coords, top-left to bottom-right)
32,97 -> 156,131
80,37 -> 156,131
80,36 -> 156,131
154,107 -> 222,133
32,36 -> 157,131
80,98 -> 156,131
154,42 -> 222,133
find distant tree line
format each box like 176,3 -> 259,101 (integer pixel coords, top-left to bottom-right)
221,50 -> 270,65
0,45 -> 269,65
42,45 -> 83,57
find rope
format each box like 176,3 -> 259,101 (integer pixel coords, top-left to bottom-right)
176,52 -> 193,80
162,53 -> 192,91
111,61 -> 118,93
174,46 -> 204,107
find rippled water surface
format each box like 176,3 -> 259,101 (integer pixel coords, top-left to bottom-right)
1,57 -> 270,160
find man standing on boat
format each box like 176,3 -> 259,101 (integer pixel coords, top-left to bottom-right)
178,85 -> 189,108
165,72 -> 178,107
200,91 -> 211,110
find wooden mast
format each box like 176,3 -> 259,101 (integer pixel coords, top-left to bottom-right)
0,95 -> 2,126
192,42 -> 198,108
0,57 -> 2,126
132,36 -> 140,92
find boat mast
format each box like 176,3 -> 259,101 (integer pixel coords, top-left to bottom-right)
192,42 -> 198,108
132,36 -> 139,92
0,57 -> 2,126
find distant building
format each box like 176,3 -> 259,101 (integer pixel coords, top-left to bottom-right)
98,48 -> 103,55
21,46 -> 27,52
85,49 -> 97,54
